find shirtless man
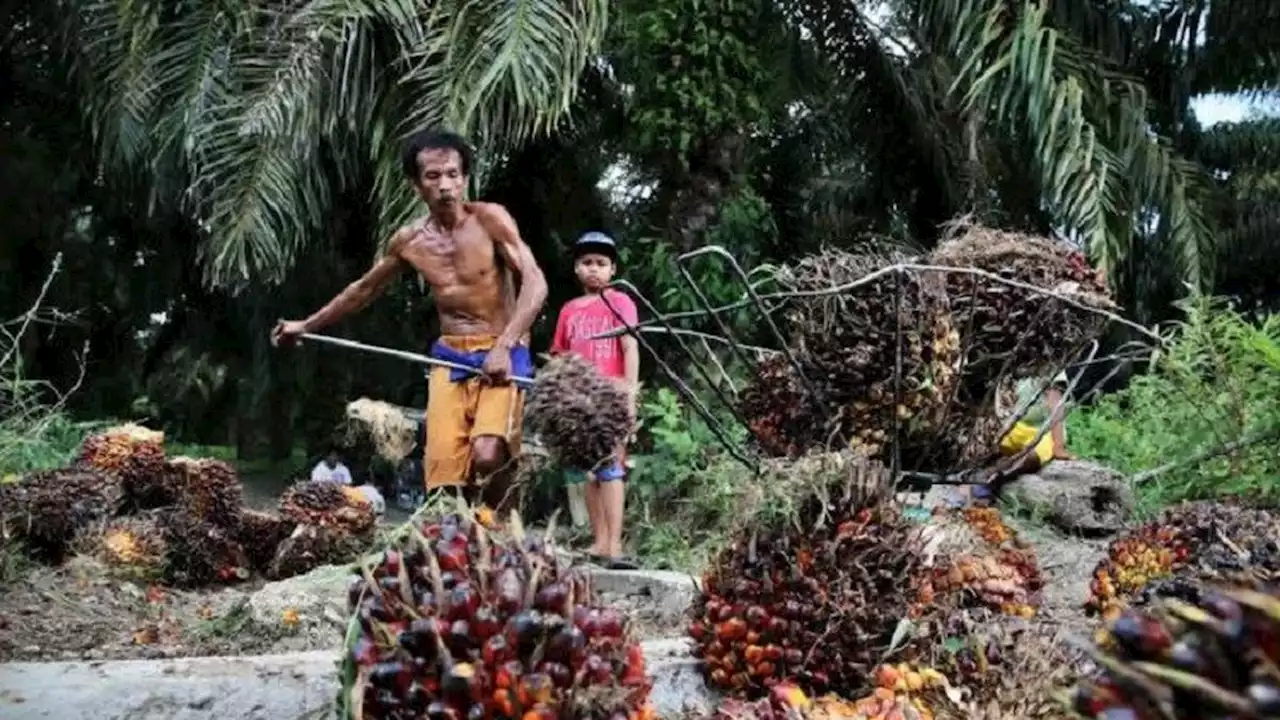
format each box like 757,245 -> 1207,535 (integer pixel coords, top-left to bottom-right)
271,130 -> 548,512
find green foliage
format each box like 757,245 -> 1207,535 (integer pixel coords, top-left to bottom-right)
1069,298 -> 1280,512
624,387 -> 751,569
616,0 -> 773,169
0,258 -> 100,476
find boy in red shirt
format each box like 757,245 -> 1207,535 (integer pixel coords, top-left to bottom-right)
550,232 -> 640,569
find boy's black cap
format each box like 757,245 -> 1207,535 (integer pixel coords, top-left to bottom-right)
573,231 -> 618,262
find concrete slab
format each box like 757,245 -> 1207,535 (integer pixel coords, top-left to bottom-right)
0,639 -> 711,720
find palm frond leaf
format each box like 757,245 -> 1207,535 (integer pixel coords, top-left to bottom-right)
71,0 -> 609,287
923,0 -> 1217,294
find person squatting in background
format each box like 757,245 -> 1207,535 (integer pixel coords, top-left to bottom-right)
550,232 -> 641,570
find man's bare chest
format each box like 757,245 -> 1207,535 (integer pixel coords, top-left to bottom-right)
404,223 -> 497,285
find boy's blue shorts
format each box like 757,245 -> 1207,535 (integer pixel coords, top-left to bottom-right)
564,459 -> 627,484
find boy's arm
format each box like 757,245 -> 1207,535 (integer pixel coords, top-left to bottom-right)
623,336 -> 640,402
549,307 -> 569,355
615,292 -> 641,408
475,203 -> 548,350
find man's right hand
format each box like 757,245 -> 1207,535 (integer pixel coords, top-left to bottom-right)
271,319 -> 308,347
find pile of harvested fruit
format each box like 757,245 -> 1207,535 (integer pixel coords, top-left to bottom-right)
688,455 -> 930,698
743,248 -> 961,464
338,507 -> 652,719
1073,586 -> 1280,718
0,423 -> 373,587
1086,500 -> 1279,620
75,422 -> 166,506
737,218 -> 1113,472
270,479 -> 380,579
0,467 -> 124,561
919,608 -> 1078,719
70,508 -> 249,586
928,217 -> 1111,400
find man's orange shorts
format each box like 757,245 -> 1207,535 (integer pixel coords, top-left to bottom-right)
424,335 -> 525,489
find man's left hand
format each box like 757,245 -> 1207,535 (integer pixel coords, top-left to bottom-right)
481,348 -> 512,384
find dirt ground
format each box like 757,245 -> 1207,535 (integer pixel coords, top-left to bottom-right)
0,557 -> 325,663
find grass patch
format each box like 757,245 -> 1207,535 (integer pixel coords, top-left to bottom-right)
0,254 -> 100,478
1069,296 -> 1280,514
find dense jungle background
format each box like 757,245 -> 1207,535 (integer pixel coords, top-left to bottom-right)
3,0 -> 1279,567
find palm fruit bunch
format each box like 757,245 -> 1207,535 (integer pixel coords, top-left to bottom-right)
74,423 -> 168,507
268,522 -> 374,580
736,354 -> 823,458
926,218 -> 1111,401
336,507 -> 654,720
689,454 -> 929,697
161,509 -> 250,587
0,468 -> 124,561
71,511 -> 171,580
1087,524 -> 1188,621
927,551 -> 1042,619
235,509 -> 297,573
763,250 -> 962,467
1071,586 -> 1280,719
167,457 -> 245,529
919,507 -> 1044,618
526,354 -> 633,472
281,480 -> 377,536
1085,501 -> 1278,621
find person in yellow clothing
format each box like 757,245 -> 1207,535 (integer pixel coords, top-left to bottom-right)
999,369 -> 1074,463
972,371 -> 1074,503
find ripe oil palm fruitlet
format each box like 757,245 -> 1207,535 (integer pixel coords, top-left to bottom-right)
338,507 -> 653,719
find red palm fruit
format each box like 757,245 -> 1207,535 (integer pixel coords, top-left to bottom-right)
516,673 -> 554,707
598,608 -> 624,637
482,635 -> 511,666
472,607 -> 502,640
534,582 -> 569,613
716,617 -> 748,642
496,660 -> 523,690
447,583 -> 480,621
491,689 -> 515,718
436,541 -> 469,573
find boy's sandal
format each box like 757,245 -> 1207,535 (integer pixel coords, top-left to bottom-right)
604,556 -> 640,571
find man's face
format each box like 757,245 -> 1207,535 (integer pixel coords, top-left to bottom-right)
413,148 -> 467,213
575,253 -> 615,291
325,453 -> 338,467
